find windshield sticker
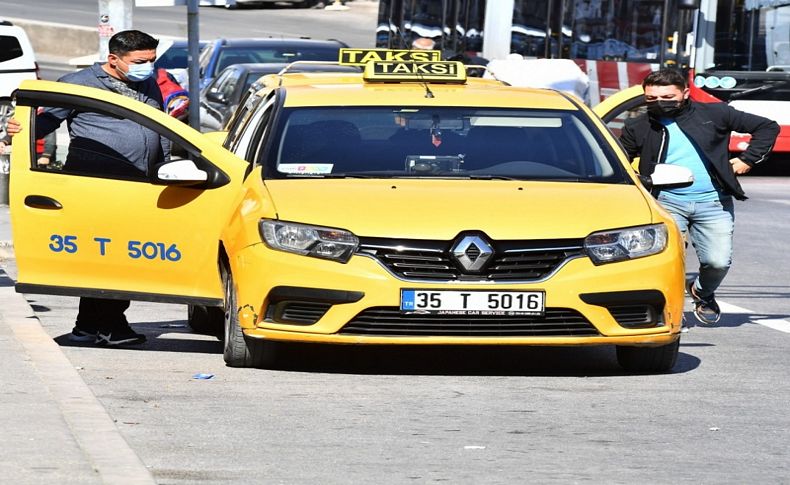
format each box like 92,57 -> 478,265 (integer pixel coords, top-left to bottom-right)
279,163 -> 334,175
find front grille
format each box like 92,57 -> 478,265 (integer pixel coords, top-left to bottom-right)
339,307 -> 599,337
608,305 -> 661,328
268,302 -> 332,325
358,236 -> 585,282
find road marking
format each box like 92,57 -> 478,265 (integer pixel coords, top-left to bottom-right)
765,199 -> 790,206
718,301 -> 790,334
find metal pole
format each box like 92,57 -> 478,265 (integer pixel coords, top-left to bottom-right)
98,0 -> 133,61
187,0 -> 200,130
660,0 -> 669,66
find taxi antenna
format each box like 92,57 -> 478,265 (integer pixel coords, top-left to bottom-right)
393,23 -> 435,98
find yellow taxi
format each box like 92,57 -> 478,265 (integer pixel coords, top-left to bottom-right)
9,49 -> 692,372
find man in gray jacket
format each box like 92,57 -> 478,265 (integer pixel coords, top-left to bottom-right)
7,30 -> 166,345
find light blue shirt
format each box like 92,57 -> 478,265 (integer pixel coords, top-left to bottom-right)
660,118 -> 722,202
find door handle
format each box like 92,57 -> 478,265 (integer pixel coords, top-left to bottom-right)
24,195 -> 63,210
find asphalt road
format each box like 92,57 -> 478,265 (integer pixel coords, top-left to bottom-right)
5,0 -> 379,48
2,177 -> 789,483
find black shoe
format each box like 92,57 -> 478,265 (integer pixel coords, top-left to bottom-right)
687,281 -> 721,325
96,326 -> 147,346
69,326 -> 99,342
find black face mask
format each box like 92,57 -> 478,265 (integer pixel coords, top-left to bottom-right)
647,99 -> 686,118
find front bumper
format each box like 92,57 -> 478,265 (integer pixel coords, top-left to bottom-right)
231,242 -> 684,347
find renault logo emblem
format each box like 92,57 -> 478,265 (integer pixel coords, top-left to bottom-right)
451,235 -> 493,272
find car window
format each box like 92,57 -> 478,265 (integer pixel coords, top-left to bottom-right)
267,107 -> 625,182
218,69 -> 240,100
209,68 -> 234,94
231,94 -> 276,163
28,100 -> 194,182
214,45 -> 341,76
602,101 -> 647,138
0,35 -> 23,63
198,42 -> 215,76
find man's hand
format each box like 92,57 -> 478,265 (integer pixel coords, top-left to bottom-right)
5,118 -> 21,137
730,157 -> 752,175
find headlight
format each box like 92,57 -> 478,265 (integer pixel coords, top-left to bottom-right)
259,220 -> 359,263
584,224 -> 668,265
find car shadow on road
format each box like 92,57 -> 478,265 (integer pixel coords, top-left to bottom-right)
49,315 -> 703,376
260,342 -> 701,377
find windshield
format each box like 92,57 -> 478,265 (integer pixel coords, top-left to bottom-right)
266,107 -> 626,182
213,45 -> 342,76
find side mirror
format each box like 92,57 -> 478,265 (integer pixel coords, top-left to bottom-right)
206,90 -> 227,104
156,159 -> 208,184
639,164 -> 694,190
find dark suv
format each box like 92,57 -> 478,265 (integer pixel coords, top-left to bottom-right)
197,37 -> 348,90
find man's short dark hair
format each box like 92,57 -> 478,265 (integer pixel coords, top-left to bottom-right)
642,68 -> 687,90
108,30 -> 159,56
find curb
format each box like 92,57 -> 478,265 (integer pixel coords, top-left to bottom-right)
0,277 -> 156,484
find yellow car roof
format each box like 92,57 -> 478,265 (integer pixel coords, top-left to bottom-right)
259,72 -> 581,110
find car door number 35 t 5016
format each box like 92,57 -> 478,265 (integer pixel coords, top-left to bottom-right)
48,234 -> 182,262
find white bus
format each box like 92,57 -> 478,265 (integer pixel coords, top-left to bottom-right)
377,0 -> 789,162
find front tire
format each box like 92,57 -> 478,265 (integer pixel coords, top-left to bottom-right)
221,260 -> 276,368
616,338 -> 680,373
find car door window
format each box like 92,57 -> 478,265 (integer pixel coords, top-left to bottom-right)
28,98 -> 195,182
208,69 -> 234,98
603,102 -> 647,138
219,69 -> 240,101
0,35 -> 23,63
233,95 -> 276,163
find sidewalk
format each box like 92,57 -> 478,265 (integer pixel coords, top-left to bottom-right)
0,205 -> 155,484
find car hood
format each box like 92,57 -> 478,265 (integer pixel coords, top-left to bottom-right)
264,179 -> 653,240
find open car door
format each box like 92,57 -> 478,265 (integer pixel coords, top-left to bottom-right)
592,84 -> 646,136
10,80 -> 247,306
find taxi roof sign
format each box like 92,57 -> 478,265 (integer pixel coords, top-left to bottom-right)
363,61 -> 467,83
339,48 -> 441,66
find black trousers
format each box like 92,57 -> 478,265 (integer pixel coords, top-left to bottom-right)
75,297 -> 131,332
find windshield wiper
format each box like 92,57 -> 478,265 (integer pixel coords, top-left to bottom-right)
729,80 -> 790,100
466,174 -> 520,180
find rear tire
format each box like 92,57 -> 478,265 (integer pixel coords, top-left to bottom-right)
187,305 -> 223,338
616,338 -> 680,373
221,260 -> 276,368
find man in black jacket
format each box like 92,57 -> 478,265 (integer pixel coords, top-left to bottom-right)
620,68 -> 779,325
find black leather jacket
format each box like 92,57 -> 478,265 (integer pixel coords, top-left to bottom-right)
620,101 -> 779,200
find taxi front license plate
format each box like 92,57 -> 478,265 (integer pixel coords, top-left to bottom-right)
400,290 -> 545,315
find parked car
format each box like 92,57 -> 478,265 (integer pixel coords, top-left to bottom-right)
202,0 -> 320,9
197,38 -> 348,90
199,62 -> 358,131
0,20 -> 37,97
154,39 -> 209,87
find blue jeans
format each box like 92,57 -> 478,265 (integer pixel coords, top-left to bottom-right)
657,193 -> 735,298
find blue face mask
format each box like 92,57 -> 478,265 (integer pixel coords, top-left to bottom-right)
123,61 -> 154,82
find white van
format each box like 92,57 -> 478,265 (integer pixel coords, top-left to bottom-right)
0,20 -> 37,98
